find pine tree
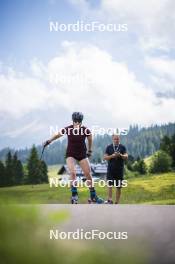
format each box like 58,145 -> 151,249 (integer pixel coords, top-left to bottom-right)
132,159 -> 147,175
160,135 -> 171,153
126,155 -> 135,171
160,134 -> 175,167
0,161 -> 6,187
27,146 -> 41,184
137,159 -> 147,175
1,123 -> 175,164
27,146 -> 48,184
13,152 -> 24,185
5,151 -> 14,186
150,150 -> 172,173
39,160 -> 48,183
170,134 -> 175,167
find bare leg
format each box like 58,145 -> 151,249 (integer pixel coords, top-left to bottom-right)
78,158 -> 93,188
66,157 -> 76,182
115,188 -> 121,204
66,157 -> 78,203
79,158 -> 102,202
108,186 -> 113,200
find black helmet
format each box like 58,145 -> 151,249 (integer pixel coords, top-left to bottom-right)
72,112 -> 84,122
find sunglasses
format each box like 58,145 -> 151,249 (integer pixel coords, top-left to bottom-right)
74,120 -> 82,123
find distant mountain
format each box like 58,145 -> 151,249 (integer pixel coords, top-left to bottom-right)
0,123 -> 175,164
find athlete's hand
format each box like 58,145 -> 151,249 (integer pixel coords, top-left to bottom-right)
87,150 -> 92,158
43,140 -> 51,148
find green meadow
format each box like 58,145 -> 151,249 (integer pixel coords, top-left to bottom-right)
0,165 -> 174,204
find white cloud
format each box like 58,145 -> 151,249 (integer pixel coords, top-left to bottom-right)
1,42 -> 175,129
139,37 -> 171,52
145,56 -> 175,96
145,57 -> 175,80
0,72 -> 48,118
46,42 -> 175,125
101,0 -> 164,20
69,0 -> 175,52
109,0 -> 174,51
30,58 -> 47,79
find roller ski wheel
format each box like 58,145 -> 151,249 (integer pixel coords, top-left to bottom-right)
104,200 -> 113,204
71,195 -> 78,204
88,197 -> 104,204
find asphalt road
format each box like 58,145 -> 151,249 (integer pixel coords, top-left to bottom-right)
42,205 -> 175,264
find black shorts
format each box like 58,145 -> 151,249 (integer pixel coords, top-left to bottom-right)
107,173 -> 124,188
66,154 -> 87,162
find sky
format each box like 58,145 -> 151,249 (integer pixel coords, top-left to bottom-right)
0,0 -> 175,149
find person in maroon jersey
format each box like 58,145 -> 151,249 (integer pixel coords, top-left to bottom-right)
44,112 -> 103,204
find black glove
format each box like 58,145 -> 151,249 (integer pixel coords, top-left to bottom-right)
87,150 -> 92,158
43,140 -> 51,148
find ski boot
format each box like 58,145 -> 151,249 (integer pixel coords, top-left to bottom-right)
71,195 -> 78,204
104,199 -> 113,204
88,196 -> 104,204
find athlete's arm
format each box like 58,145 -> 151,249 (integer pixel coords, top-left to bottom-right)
87,134 -> 92,152
44,132 -> 63,147
49,132 -> 63,142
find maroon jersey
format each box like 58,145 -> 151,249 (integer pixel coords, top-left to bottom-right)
60,125 -> 91,159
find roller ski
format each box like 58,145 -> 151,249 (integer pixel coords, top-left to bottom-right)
71,195 -> 78,204
104,199 -> 113,204
88,187 -> 104,204
88,196 -> 104,204
71,186 -> 78,204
